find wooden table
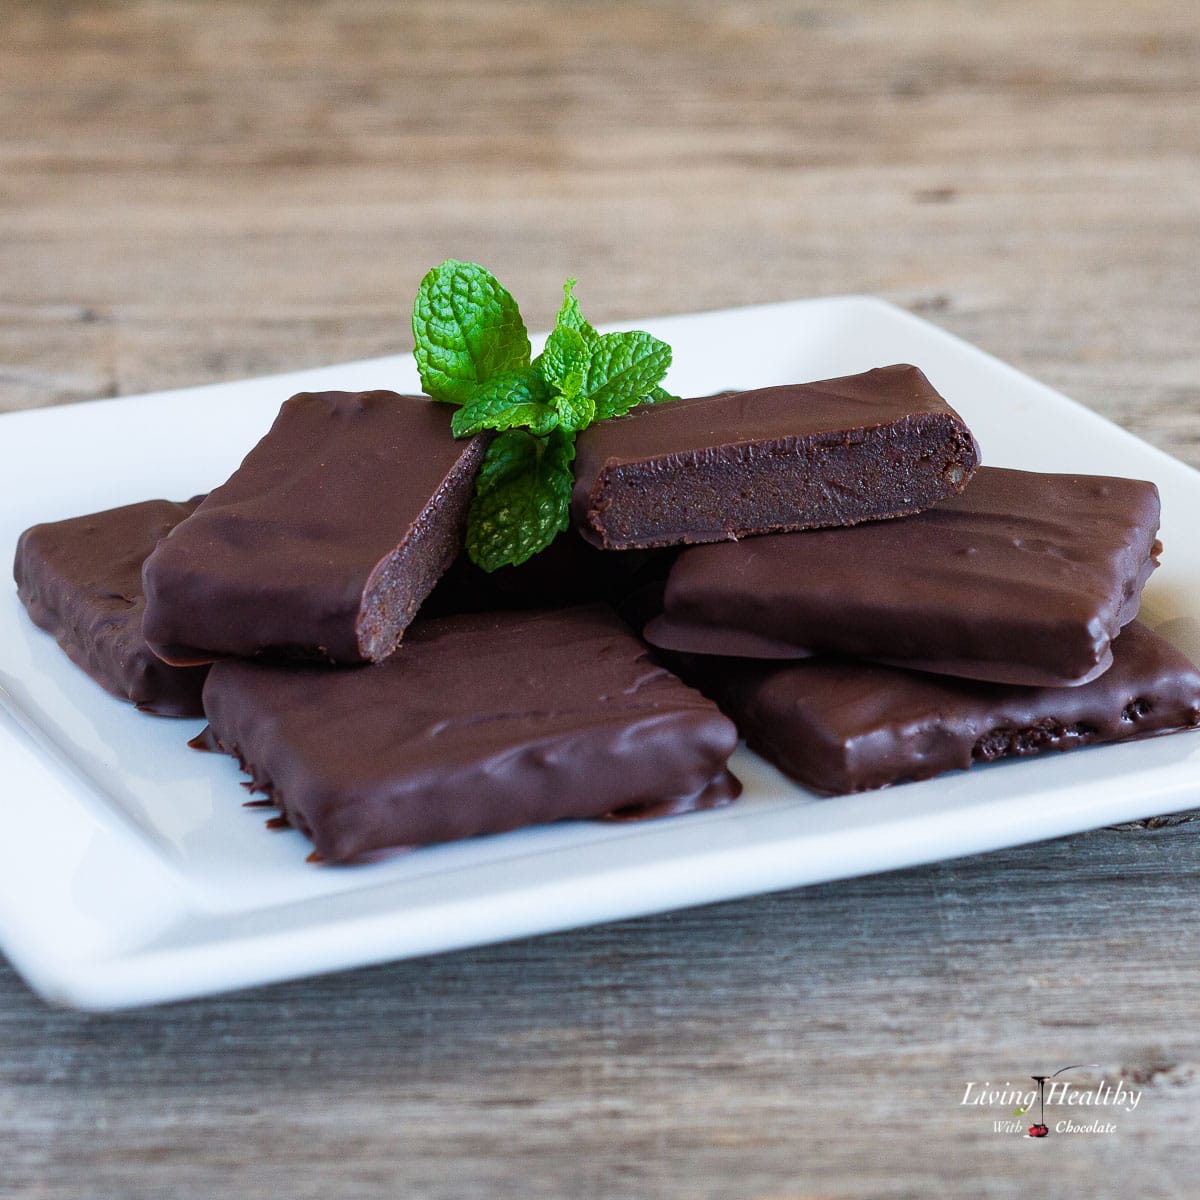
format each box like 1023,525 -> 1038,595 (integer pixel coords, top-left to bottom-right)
3,2 -> 1199,1194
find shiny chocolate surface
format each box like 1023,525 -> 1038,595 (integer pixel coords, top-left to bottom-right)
201,605 -> 741,862
646,467 -> 1161,687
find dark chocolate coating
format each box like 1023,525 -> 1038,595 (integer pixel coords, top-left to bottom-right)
141,391 -> 489,665
200,605 -> 742,863
679,621 -> 1200,796
571,364 -> 980,549
14,499 -> 209,716
645,467 -> 1161,687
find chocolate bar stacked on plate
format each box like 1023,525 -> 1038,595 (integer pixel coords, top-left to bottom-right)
15,366 -> 1199,864
639,467 -> 1198,795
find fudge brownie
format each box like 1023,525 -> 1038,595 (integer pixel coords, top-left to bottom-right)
14,498 -> 209,716
199,605 -> 741,862
645,467 -> 1161,687
142,391 -> 489,665
678,621 -> 1200,796
571,364 -> 980,549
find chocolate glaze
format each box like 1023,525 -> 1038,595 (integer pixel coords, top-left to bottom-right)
571,364 -> 980,549
141,391 -> 489,665
645,467 -> 1161,687
14,499 -> 210,716
678,621 -> 1200,796
199,605 -> 742,863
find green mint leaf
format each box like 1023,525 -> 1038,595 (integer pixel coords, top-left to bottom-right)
412,259 -> 530,404
553,390 -> 595,432
538,325 -> 595,430
555,278 -> 598,343
585,330 -> 673,419
466,428 -> 576,572
450,369 -> 558,437
540,325 -> 590,395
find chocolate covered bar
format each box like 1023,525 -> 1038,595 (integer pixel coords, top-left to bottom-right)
142,391 -> 489,665
199,605 -> 741,862
571,364 -> 979,549
645,467 -> 1161,687
680,621 -> 1200,796
14,498 -> 210,716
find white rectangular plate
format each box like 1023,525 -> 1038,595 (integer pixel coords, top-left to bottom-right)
3,296 -> 1199,1010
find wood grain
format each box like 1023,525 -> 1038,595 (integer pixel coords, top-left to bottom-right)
2,2 -> 1199,1196
4,824 -> 1200,1197
3,1 -> 1198,461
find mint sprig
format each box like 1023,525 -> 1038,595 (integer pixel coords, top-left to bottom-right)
412,261 -> 677,570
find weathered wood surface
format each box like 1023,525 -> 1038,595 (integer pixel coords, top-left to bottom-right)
2,1 -> 1200,1196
